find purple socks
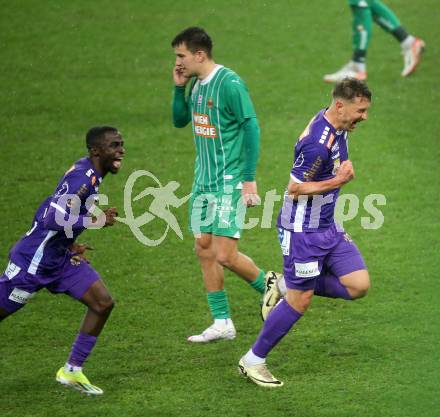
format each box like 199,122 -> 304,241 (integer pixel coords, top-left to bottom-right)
67,332 -> 97,367
252,300 -> 303,358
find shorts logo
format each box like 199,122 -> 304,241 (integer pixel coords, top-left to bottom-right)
5,261 -> 21,280
8,288 -> 34,304
294,261 -> 319,278
279,228 -> 291,256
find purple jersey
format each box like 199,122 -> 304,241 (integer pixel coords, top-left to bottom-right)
8,157 -> 102,276
278,109 -> 348,232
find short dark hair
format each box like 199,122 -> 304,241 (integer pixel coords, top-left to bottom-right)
86,126 -> 118,149
332,78 -> 372,102
171,27 -> 213,58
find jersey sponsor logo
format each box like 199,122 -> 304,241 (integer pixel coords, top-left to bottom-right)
294,261 -> 319,278
5,261 -> 21,280
8,288 -> 34,304
303,156 -> 323,181
193,113 -> 217,138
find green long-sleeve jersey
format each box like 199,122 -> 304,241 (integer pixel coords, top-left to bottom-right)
173,65 -> 259,192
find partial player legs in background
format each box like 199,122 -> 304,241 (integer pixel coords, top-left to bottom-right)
370,0 -> 425,76
188,234 -> 271,343
324,0 -> 425,82
324,4 -> 371,83
400,37 -> 425,77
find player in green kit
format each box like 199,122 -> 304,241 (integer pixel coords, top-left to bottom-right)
324,0 -> 425,82
171,27 -> 278,343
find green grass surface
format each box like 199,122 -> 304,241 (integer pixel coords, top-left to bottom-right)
1,1 -> 439,416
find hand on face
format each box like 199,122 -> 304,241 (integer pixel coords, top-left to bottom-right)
173,64 -> 190,87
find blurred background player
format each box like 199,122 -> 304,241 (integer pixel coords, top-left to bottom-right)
324,0 -> 425,82
0,126 -> 124,395
171,27 -> 279,343
239,79 -> 372,387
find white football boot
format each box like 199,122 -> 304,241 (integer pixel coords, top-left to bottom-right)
187,318 -> 236,343
401,38 -> 425,77
323,61 -> 367,83
238,357 -> 284,388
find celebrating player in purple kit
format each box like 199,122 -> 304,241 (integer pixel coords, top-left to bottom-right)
238,79 -> 372,387
0,126 -> 124,395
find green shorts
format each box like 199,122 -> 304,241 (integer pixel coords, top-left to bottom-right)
189,185 -> 246,239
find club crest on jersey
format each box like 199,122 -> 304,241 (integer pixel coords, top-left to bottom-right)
293,152 -> 304,168
55,181 -> 69,197
207,97 -> 214,109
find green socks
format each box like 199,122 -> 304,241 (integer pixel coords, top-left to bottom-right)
207,290 -> 230,319
248,269 -> 266,294
207,270 -> 265,319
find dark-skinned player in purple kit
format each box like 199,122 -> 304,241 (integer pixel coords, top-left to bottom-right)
0,126 -> 124,395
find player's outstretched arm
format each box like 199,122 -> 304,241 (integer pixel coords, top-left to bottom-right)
288,160 -> 354,199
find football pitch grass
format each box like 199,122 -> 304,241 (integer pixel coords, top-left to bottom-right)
0,1 -> 439,416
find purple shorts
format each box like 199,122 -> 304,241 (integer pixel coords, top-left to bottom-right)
278,224 -> 367,291
0,256 -> 100,313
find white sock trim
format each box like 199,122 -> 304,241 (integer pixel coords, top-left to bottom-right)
401,35 -> 415,50
65,363 -> 82,372
214,318 -> 233,328
277,276 -> 287,296
244,349 -> 266,365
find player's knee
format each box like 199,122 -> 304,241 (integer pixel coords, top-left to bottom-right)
351,274 -> 370,299
215,251 -> 237,268
91,296 -> 114,316
286,290 -> 313,314
194,237 -> 213,260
